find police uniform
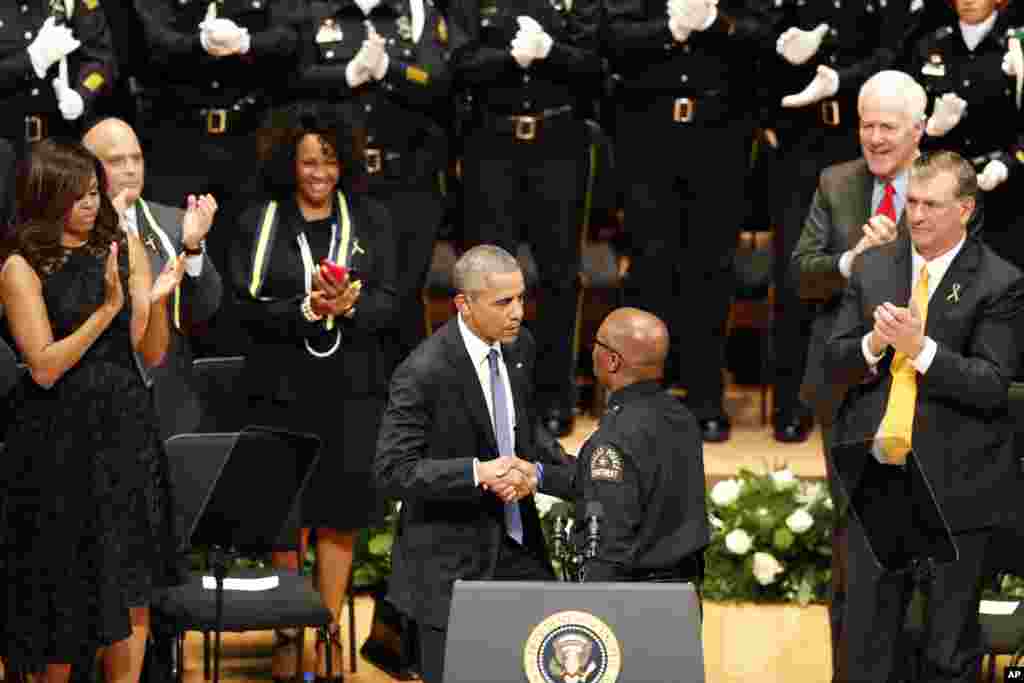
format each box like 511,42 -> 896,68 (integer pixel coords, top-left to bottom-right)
0,0 -> 115,156
133,0 -> 298,275
606,1 -> 766,433
749,0 -> 916,436
289,0 -> 457,359
909,17 -> 1024,269
573,380 -> 709,582
448,0 -> 602,432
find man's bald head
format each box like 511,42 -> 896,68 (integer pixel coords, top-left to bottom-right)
598,308 -> 669,383
82,117 -> 145,202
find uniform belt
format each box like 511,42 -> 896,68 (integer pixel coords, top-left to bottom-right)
480,104 -> 574,141
363,148 -> 405,176
24,114 -> 49,143
197,107 -> 255,136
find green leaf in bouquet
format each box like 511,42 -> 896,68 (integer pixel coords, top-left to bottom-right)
368,531 -> 394,556
772,527 -> 794,551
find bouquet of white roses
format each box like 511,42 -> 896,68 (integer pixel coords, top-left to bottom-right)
702,467 -> 835,604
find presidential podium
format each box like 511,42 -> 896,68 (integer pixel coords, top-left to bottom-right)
444,580 -> 704,683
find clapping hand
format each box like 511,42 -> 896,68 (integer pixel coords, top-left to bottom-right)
510,16 -> 553,68
311,267 -> 362,318
873,300 -> 925,359
364,24 -> 389,80
182,193 -> 218,251
27,17 -> 80,77
853,214 -> 898,256
776,24 -> 828,66
151,253 -> 187,304
977,159 -> 1009,191
781,64 -> 840,108
667,0 -> 717,32
103,242 -> 125,314
925,93 -> 967,137
200,17 -> 250,56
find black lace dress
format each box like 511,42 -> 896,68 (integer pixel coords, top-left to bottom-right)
1,244 -> 183,670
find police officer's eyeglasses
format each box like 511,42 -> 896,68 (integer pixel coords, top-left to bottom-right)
594,337 -> 623,359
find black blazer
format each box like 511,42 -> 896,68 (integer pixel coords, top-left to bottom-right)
827,234 -> 1024,532
374,319 -> 574,629
230,194 -> 398,400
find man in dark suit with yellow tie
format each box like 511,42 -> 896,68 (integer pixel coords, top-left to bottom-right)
827,150 -> 1024,682
375,244 -> 573,683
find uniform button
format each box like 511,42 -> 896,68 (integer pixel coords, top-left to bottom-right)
365,104 -> 373,112
524,100 -> 532,108
833,0 -> 840,7
326,49 -> 335,58
664,42 -> 672,50
829,55 -> 837,64
482,18 -> 491,26
30,88 -> 39,96
24,31 -> 32,40
963,79 -> 970,87
523,74 -> 530,82
0,20 -> 5,28
829,28 -> 837,36
880,0 -> 887,6
20,4 -> 28,12
252,0 -> 262,6
403,48 -> 412,57
212,80 -> 220,88
367,134 -> 375,142
680,74 -> 688,82
866,3 -> 874,10
385,83 -> 393,91
388,38 -> 396,45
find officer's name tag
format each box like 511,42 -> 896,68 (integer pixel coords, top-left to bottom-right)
922,63 -> 945,77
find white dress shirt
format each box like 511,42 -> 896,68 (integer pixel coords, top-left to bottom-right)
123,205 -> 203,278
961,11 -> 997,51
458,313 -> 517,484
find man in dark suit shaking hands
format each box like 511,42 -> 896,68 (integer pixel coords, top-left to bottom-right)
375,244 -> 573,683
83,117 -> 223,440
827,150 -> 1024,682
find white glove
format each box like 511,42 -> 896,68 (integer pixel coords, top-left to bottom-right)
26,17 -> 81,79
200,18 -> 249,56
363,28 -> 389,80
776,24 -> 828,66
1003,37 -> 1024,109
668,13 -> 692,43
781,64 -> 840,107
977,159 -> 1009,191
53,68 -> 84,121
925,92 -> 967,137
667,0 -> 717,32
516,17 -> 553,58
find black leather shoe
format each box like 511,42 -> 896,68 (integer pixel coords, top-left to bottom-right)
699,417 -> 731,443
774,414 -> 813,443
542,409 -> 574,438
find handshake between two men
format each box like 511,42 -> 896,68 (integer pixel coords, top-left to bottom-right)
476,455 -> 540,504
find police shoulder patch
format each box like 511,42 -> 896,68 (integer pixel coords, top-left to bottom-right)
590,445 -> 624,483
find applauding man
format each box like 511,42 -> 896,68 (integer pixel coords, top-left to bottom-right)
375,245 -> 574,683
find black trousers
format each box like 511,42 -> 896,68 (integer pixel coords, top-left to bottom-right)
616,105 -> 753,420
462,120 -> 587,415
768,119 -> 860,421
416,537 -> 555,683
840,457 -> 992,683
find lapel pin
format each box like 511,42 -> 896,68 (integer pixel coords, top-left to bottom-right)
946,283 -> 961,303
516,362 -> 523,369
352,238 -> 366,256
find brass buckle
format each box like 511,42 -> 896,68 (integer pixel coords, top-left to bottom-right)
25,115 -> 44,143
514,116 -> 537,141
673,97 -> 694,123
821,100 -> 840,127
365,148 -> 382,174
206,109 -> 228,135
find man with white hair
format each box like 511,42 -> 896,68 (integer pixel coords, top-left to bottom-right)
791,69 -> 926,679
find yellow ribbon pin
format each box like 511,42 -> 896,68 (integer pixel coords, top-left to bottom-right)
947,283 -> 961,303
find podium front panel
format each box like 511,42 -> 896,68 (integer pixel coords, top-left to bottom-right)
444,580 -> 704,683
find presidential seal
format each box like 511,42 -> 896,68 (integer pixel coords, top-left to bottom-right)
523,611 -> 622,683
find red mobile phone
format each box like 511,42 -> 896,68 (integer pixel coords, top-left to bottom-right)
320,258 -> 348,284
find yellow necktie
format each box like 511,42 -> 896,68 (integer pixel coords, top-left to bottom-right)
878,264 -> 930,464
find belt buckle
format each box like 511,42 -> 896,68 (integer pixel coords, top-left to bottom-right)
25,115 -> 44,143
821,100 -> 840,127
673,97 -> 694,123
206,109 -> 228,135
514,116 -> 537,141
365,148 -> 382,175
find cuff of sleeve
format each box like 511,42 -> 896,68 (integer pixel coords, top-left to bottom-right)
911,337 -> 937,374
185,254 -> 204,278
473,458 -> 480,487
862,333 -> 884,366
839,250 -> 856,279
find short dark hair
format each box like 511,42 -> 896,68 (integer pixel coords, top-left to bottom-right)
453,245 -> 521,295
259,103 -> 365,200
911,150 -> 978,200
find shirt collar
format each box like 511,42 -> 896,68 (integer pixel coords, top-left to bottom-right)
876,168 -> 909,198
912,233 -> 967,284
458,313 -> 502,368
960,11 -> 997,51
608,380 -> 663,408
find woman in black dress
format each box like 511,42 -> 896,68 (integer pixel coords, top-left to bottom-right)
0,140 -> 185,683
231,111 -> 397,679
